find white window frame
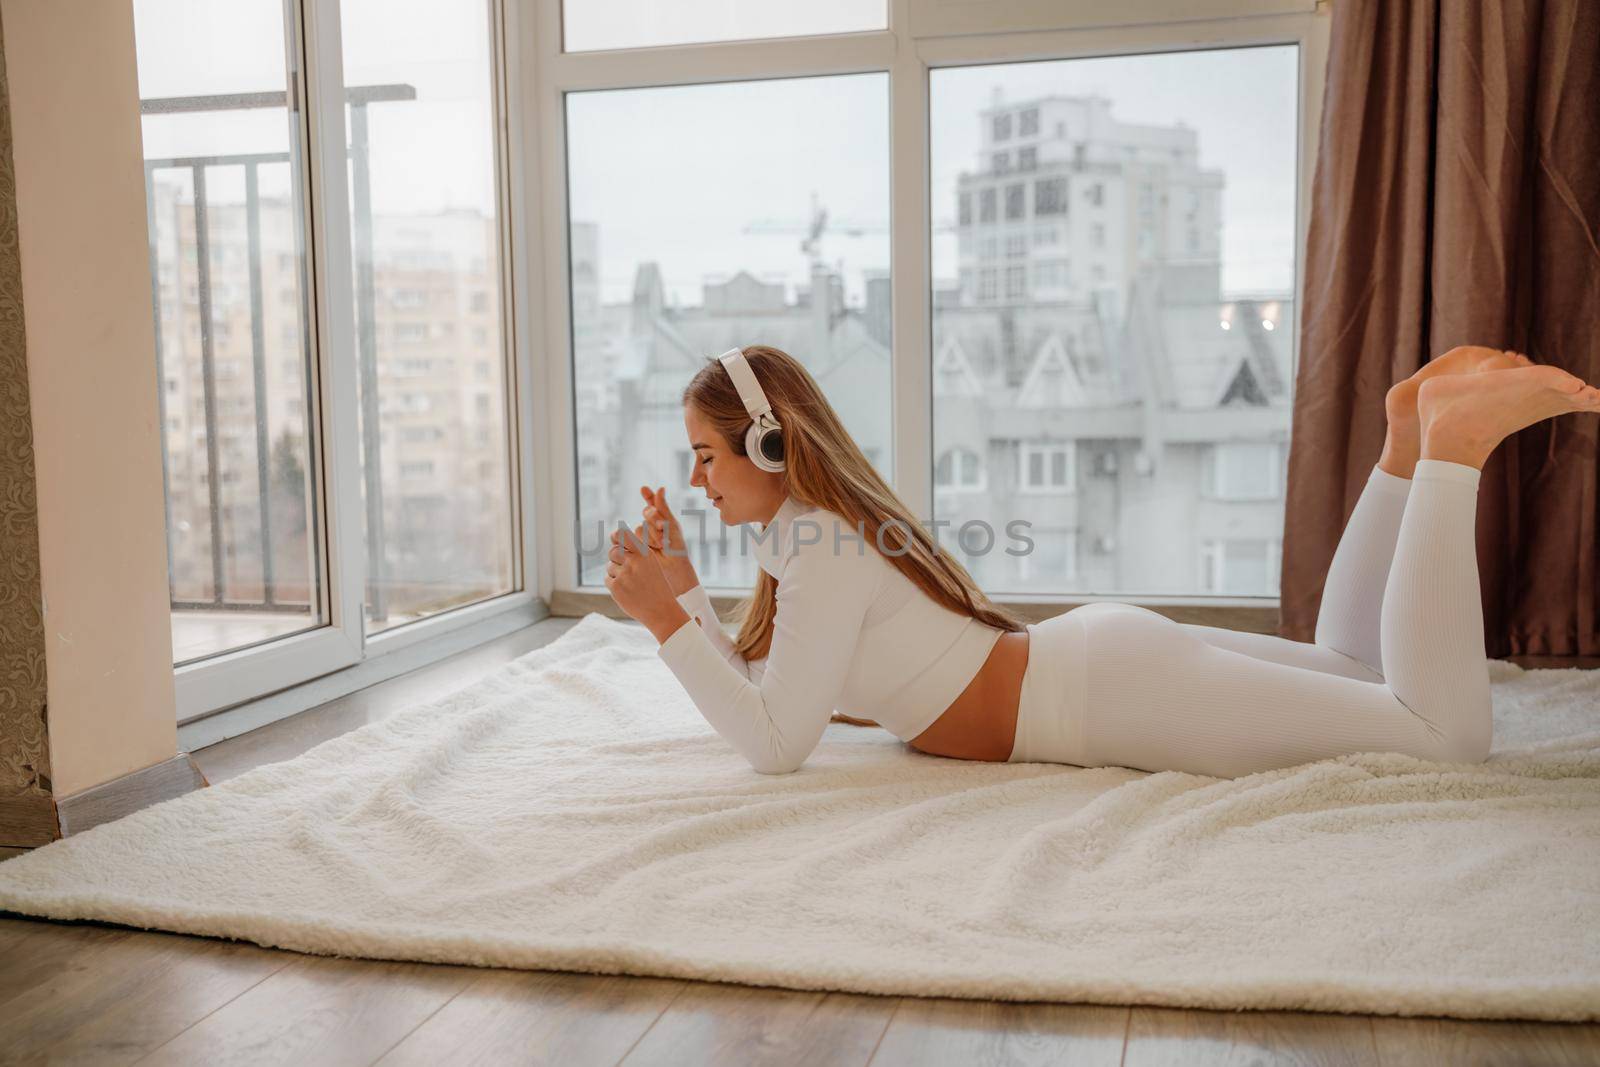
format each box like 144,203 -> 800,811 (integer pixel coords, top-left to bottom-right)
176,0 -> 538,744
525,0 -> 1329,613
1018,441 -> 1077,494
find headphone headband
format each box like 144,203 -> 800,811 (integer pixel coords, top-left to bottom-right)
715,347 -> 786,473
717,348 -> 773,424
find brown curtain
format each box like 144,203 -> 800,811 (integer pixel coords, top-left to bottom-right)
1281,0 -> 1600,659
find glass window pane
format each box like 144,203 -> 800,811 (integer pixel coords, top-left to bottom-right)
566,74 -> 891,589
1219,539 -> 1271,594
341,0 -> 516,635
1021,527 -> 1074,580
931,46 -> 1298,595
134,0 -> 323,666
1212,441 -> 1279,500
563,0 -> 886,53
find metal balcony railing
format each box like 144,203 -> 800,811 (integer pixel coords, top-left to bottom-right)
140,84 -> 413,618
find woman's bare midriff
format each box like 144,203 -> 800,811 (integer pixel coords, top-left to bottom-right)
906,629 -> 1030,762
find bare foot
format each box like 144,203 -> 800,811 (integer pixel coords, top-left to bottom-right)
1418,364 -> 1600,469
1381,346 -> 1533,477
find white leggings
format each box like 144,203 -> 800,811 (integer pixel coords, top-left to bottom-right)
1008,459 -> 1494,778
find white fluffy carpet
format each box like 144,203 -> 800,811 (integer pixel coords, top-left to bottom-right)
2,612 -> 1598,1022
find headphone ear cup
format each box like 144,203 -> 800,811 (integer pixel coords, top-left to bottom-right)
746,422 -> 785,473
759,430 -> 785,465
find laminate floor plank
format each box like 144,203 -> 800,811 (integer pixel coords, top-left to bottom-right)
868,997 -> 1127,1066
0,918 -> 133,1012
1123,1006 -> 1379,1066
1371,1013 -> 1600,1066
0,912 -> 43,954
374,968 -> 684,1067
0,925 -> 288,1066
617,981 -> 898,1067
130,954 -> 475,1067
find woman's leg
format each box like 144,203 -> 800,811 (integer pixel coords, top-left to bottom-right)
1074,364 -> 1600,778
1178,623 -> 1384,681
1310,464 -> 1413,675
1179,464 -> 1410,683
1372,459 -> 1492,760
1077,464 -> 1487,778
1188,348 -> 1530,681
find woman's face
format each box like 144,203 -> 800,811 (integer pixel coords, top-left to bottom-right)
684,404 -> 785,525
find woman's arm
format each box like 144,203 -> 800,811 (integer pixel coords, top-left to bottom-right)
677,584 -> 769,683
656,536 -> 881,774
674,584 -> 765,681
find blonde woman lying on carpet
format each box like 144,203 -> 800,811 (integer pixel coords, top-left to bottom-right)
603,343 -> 1600,778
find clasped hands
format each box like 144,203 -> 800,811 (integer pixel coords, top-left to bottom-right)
603,485 -> 699,644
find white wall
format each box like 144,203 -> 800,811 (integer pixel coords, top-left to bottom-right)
4,0 -> 178,795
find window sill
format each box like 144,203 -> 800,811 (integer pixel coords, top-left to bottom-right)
178,594 -> 550,752
552,587 -> 1280,635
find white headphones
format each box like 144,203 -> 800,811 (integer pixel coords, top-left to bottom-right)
717,347 -> 786,473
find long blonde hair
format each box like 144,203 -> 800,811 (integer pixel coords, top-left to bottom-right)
683,344 -> 1027,665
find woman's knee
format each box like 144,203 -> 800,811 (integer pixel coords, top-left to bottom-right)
1402,690 -> 1493,765
1437,717 -> 1493,764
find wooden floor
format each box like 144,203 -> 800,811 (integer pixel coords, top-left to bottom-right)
3,615 -> 1597,1066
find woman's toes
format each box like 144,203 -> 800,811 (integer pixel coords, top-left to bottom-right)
1542,365 -> 1589,394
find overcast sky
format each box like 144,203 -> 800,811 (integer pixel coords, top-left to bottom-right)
570,43 -> 1297,305
133,2 -> 1297,304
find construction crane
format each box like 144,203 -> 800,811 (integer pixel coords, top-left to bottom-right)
743,192 -> 956,259
742,192 -> 888,270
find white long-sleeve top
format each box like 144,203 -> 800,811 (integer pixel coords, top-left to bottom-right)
656,493 -> 1004,773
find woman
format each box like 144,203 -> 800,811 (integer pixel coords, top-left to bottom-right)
604,344 -> 1600,778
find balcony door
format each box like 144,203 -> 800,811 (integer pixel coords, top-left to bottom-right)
134,0 -> 523,723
